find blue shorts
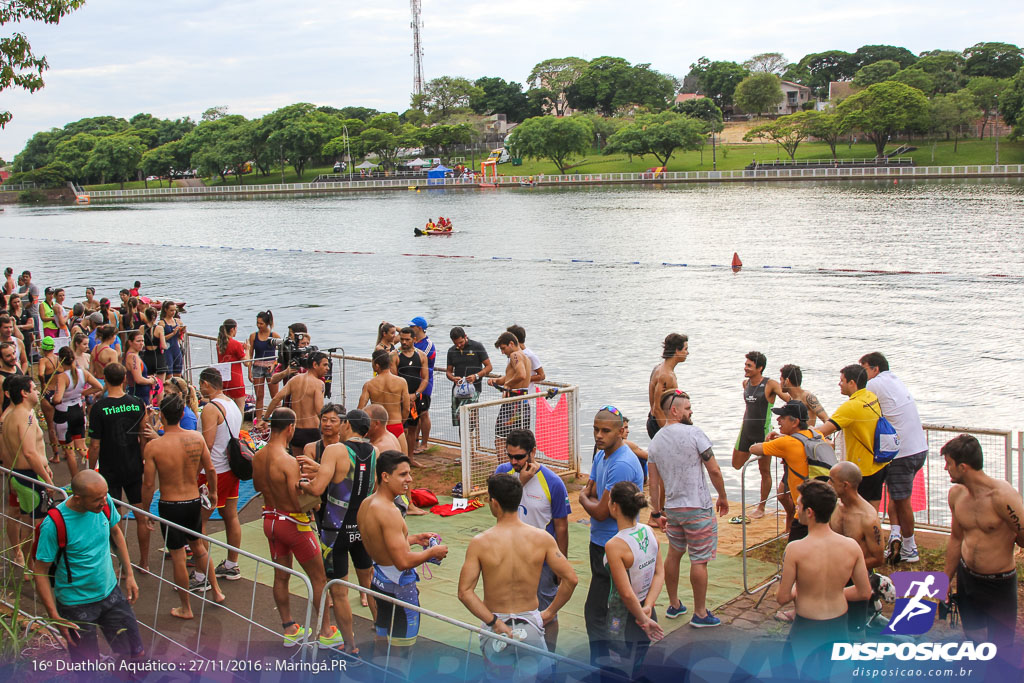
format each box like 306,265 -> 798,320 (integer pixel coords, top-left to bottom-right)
372,564 -> 420,645
164,346 -> 184,374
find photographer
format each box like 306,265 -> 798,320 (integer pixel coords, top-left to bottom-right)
268,323 -> 312,386
261,350 -> 329,456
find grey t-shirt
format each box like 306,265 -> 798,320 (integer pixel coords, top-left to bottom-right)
648,422 -> 714,509
19,283 -> 40,319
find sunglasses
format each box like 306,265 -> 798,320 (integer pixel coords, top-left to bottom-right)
599,405 -> 626,424
507,451 -> 529,461
660,389 -> 690,412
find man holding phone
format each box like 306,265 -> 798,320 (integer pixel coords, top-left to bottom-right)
494,428 -> 571,651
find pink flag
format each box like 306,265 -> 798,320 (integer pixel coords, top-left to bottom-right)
534,393 -> 569,461
881,467 -> 927,514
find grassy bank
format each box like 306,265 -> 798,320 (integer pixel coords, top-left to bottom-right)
82,137 -> 1024,192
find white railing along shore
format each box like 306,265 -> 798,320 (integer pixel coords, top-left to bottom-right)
83,164 -> 1024,199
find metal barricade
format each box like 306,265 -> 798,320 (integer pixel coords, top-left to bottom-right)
458,388 -> 581,496
738,457 -> 785,601
314,577 -> 600,681
1,465 -> 317,667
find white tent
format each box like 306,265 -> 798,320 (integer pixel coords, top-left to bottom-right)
406,158 -> 429,167
355,160 -> 378,169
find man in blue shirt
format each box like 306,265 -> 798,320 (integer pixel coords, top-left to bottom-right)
579,406 -> 644,666
33,469 -> 144,661
409,316 -> 436,454
494,428 -> 571,650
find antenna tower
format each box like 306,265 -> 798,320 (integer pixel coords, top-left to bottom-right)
410,0 -> 425,96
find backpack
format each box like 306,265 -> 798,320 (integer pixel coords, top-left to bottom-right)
863,400 -> 900,464
210,400 -> 254,480
32,503 -> 112,586
790,431 -> 837,481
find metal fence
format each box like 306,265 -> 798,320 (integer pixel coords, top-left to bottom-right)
83,164 -> 1024,199
1,465 -> 317,669
459,389 -> 581,496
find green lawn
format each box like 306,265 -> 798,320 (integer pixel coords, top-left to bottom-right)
81,138 -> 1023,191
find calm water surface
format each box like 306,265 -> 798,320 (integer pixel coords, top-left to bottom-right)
2,179 -> 1022,484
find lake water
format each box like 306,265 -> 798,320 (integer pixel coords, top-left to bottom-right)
2,178 -> 1022,488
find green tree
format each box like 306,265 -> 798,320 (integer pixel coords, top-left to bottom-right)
527,57 -> 588,116
412,76 -> 482,121
802,110 -> 849,159
336,106 -> 381,122
837,81 -> 930,156
689,57 -> 748,107
909,50 -> 966,93
848,45 -> 918,71
51,132 -> 97,181
505,115 -> 592,173
400,108 -> 427,126
201,106 -> 229,122
674,97 -> 724,130
966,76 -> 1009,138
934,90 -> 981,151
12,129 -> 56,170
571,113 -> 626,149
358,114 -> 421,169
794,50 -> 855,97
963,42 -> 1024,79
0,0 -> 85,127
733,72 -> 783,116
321,123 -> 366,165
470,77 -> 532,122
743,110 -> 817,159
263,103 -> 342,179
6,161 -> 71,188
83,134 -> 144,188
997,67 -> 1024,138
567,57 -> 675,115
140,142 -> 179,187
853,60 -> 900,87
888,68 -> 934,95
178,114 -> 248,183
603,111 -> 705,167
743,52 -> 789,75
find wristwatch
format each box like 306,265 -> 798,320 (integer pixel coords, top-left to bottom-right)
486,614 -> 498,627
651,512 -> 663,519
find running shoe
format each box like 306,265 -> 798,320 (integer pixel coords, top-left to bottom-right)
318,626 -> 345,649
884,536 -> 903,564
690,610 -> 721,628
900,547 -> 920,563
451,483 -> 463,497
665,603 -> 689,619
188,571 -> 211,593
215,560 -> 241,581
283,626 -> 309,648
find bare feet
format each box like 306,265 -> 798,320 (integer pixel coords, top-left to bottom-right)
406,503 -> 428,516
748,507 -> 766,520
212,592 -> 226,605
170,606 -> 194,620
410,458 -> 424,468
360,593 -> 368,607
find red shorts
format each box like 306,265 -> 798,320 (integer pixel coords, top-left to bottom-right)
262,509 -> 320,564
197,470 -> 239,509
386,422 -> 404,439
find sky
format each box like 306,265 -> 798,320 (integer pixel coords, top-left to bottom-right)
1,0 -> 1022,161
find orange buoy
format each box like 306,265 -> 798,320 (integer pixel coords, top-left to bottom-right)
732,252 -> 742,268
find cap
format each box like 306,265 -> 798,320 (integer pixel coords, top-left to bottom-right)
409,316 -> 428,330
772,400 -> 808,421
88,312 -> 104,325
40,337 -> 55,351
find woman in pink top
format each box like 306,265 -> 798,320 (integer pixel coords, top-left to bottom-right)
217,318 -> 247,412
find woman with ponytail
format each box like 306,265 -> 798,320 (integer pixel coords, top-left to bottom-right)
164,376 -> 200,431
51,345 -> 102,476
247,310 -> 280,416
216,318 -> 246,412
603,481 -> 665,678
374,321 -> 398,354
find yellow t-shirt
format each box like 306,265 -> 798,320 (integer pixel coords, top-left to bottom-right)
762,429 -> 815,502
829,388 -> 886,476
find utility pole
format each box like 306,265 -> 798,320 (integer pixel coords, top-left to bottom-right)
410,0 -> 425,97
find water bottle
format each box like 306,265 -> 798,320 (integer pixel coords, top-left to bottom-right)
426,535 -> 442,565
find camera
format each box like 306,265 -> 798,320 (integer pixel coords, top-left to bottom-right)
270,335 -> 333,398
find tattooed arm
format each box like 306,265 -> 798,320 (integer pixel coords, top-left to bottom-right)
996,483 -> 1024,548
805,392 -> 829,423
862,513 -> 884,569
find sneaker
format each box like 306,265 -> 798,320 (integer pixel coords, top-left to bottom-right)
884,536 -> 903,565
318,626 -> 344,649
690,610 -> 722,628
215,560 -> 241,581
665,603 -> 689,619
451,483 -> 463,497
900,547 -> 920,563
283,625 -> 309,648
188,571 -> 211,593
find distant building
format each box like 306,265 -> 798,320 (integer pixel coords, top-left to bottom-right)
675,93 -> 703,104
777,81 -> 812,114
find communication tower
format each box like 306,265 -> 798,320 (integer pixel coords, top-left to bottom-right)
410,0 -> 425,96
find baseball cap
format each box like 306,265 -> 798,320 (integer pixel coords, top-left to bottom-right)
772,400 -> 808,421
40,337 -> 55,351
409,316 -> 428,330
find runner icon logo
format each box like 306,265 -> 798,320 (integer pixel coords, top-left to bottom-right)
885,571 -> 949,635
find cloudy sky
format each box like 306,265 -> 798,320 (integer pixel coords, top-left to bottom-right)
1,0 -> 1021,160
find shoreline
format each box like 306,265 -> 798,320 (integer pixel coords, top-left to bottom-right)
76,163 -> 1024,202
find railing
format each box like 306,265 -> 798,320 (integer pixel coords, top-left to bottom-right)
746,157 -> 914,167
1,465 -> 317,669
83,164 -> 1024,198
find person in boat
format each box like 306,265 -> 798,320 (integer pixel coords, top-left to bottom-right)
425,219 -> 435,231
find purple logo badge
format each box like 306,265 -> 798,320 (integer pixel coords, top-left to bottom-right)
885,571 -> 949,635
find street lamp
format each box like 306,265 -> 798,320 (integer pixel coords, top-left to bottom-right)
342,123 -> 353,182
993,95 -> 1000,165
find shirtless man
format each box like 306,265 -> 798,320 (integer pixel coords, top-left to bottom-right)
0,316 -> 28,373
828,461 -> 883,634
262,350 -> 328,456
732,351 -> 789,520
142,395 -> 225,618
647,333 -> 688,438
366,405 -> 426,517
359,350 -> 410,458
777,480 -> 871,665
0,342 -> 25,411
779,365 -> 828,427
357,450 -> 447,665
252,408 -> 334,647
458,474 -> 577,677
942,434 -> 1024,649
488,331 -> 532,460
1,375 -> 55,562
390,330 -> 429,462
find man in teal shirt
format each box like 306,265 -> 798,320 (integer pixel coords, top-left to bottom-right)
33,469 -> 144,661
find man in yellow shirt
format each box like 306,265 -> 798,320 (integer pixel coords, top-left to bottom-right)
816,365 -> 887,510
